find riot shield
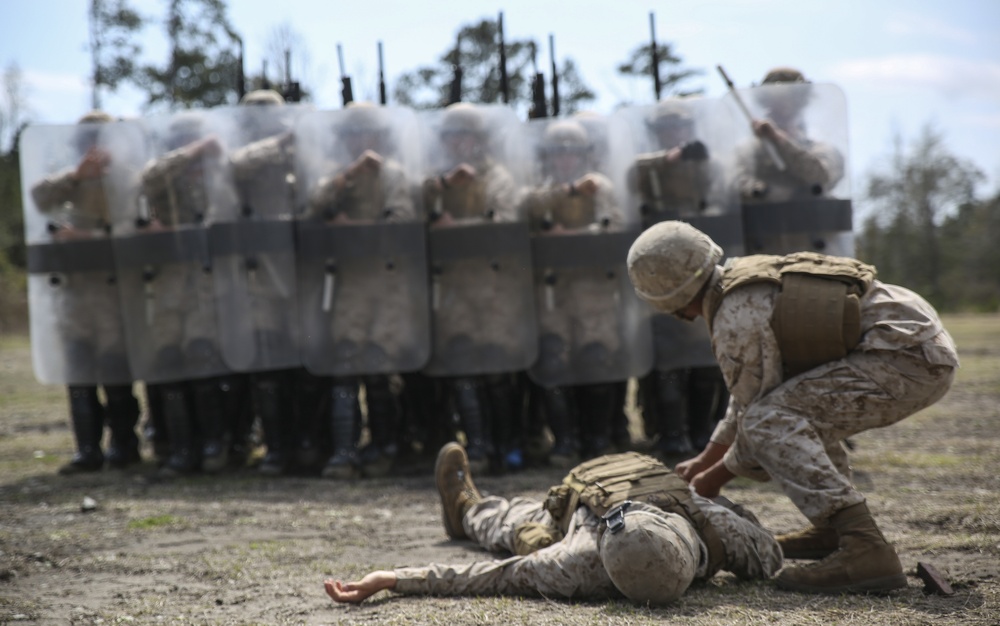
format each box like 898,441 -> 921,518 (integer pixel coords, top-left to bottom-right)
528,230 -> 652,387
104,112 -> 235,384
20,122 -> 131,385
207,104 -> 303,372
294,105 -> 431,376
724,82 -> 854,256
418,104 -> 537,376
614,98 -> 742,370
424,221 -> 537,376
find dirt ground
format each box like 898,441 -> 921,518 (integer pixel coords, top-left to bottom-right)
1,314 -> 999,625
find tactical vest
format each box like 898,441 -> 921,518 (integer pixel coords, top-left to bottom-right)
707,252 -> 876,379
541,452 -> 726,576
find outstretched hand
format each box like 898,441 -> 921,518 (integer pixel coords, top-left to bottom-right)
325,570 -> 397,604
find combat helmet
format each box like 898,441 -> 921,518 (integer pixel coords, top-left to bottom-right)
75,110 -> 113,153
761,66 -> 809,85
627,220 -> 722,314
599,501 -> 702,605
756,66 -> 813,114
240,89 -> 286,106
440,102 -> 485,136
540,119 -> 591,154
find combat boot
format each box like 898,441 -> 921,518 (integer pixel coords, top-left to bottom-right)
104,384 -> 141,469
542,386 -> 578,469
193,377 -> 229,474
359,375 -> 399,478
775,502 -> 908,593
434,442 -> 482,540
59,386 -> 105,475
654,369 -> 694,458
688,366 -> 727,451
158,384 -> 200,479
452,377 -> 492,474
777,526 -> 840,560
255,374 -> 289,476
322,381 -> 360,479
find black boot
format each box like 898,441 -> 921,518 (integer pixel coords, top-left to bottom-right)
654,369 -> 694,458
143,383 -> 170,463
323,380 -> 360,479
294,369 -> 329,472
220,374 -> 252,469
522,376 -> 550,466
688,366 -> 728,452
452,377 -> 492,474
541,386 -> 578,468
485,374 -> 522,472
59,385 -> 105,475
360,375 -> 399,477
577,383 -> 617,460
192,377 -> 229,474
104,384 -> 141,469
254,373 -> 290,476
158,383 -> 199,478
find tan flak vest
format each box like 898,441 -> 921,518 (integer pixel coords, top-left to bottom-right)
706,251 -> 877,379
521,452 -> 727,576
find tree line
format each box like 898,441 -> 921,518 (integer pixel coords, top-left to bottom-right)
0,0 -> 997,332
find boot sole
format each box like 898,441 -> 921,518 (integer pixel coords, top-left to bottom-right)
435,443 -> 466,540
776,572 -> 908,594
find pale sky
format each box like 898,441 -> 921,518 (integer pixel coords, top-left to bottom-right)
3,0 -> 999,206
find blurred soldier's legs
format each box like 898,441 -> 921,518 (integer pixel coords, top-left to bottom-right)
225,373 -> 255,469
450,376 -> 493,474
650,368 -> 694,459
687,366 -> 728,452
522,375 -> 551,466
59,385 -> 105,474
610,379 -> 631,452
293,368 -> 330,473
576,382 -> 617,460
539,384 -> 578,469
254,369 -> 291,476
484,373 -> 523,473
359,374 -> 400,478
192,375 -> 231,474
323,377 -> 361,479
158,381 -> 200,478
143,383 -> 170,463
104,383 -> 141,469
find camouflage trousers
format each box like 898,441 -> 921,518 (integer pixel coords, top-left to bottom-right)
729,346 -> 957,523
392,493 -> 782,600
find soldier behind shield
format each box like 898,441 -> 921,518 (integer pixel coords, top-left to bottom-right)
138,112 -> 239,478
303,102 -> 418,480
422,103 -> 528,474
628,99 -> 732,461
29,111 -> 142,474
520,119 -> 624,466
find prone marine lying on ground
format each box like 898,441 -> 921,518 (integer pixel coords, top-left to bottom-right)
325,443 -> 782,606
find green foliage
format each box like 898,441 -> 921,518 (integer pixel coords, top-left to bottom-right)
89,0 -> 146,108
139,0 -> 243,109
616,42 -> 703,101
128,514 -> 181,530
856,124 -> 995,312
393,17 -> 595,116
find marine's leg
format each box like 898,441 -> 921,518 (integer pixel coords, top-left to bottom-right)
104,383 -> 141,469
359,374 -> 400,478
59,385 -> 106,474
322,377 -> 361,479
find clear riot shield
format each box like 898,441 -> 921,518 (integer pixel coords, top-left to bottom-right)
615,98 -> 742,370
724,82 -> 854,257
294,105 -> 431,376
419,104 -> 537,376
20,122 -> 131,385
104,112 -> 235,384
207,104 -> 303,372
522,116 -> 652,387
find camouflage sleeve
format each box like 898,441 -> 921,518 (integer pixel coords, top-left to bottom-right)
30,167 -> 78,213
393,507 -> 618,600
733,141 -> 766,200
483,163 -> 522,222
228,135 -> 286,184
306,174 -> 340,218
422,176 -> 444,217
631,153 -> 662,207
710,284 -> 785,478
774,136 -> 844,191
693,495 -> 783,580
381,161 -> 416,222
140,146 -> 200,205
518,185 -> 558,231
592,174 -> 623,229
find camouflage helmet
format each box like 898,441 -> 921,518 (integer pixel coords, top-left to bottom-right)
646,99 -> 694,131
440,102 -> 485,136
761,67 -> 809,85
340,101 -> 387,133
599,502 -> 701,605
627,220 -> 722,314
77,110 -> 114,125
164,112 -> 205,150
240,89 -> 285,106
539,120 -> 591,155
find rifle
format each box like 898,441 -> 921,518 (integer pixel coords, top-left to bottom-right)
283,48 -> 301,103
498,12 -> 509,104
528,43 -> 546,119
649,12 -> 662,101
549,34 -> 560,117
377,41 -> 387,105
337,44 -> 354,106
717,65 -> 785,171
447,34 -> 463,105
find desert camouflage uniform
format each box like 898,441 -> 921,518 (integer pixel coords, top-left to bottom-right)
522,173 -> 623,351
633,153 -> 728,217
735,130 -> 844,204
423,158 -> 523,350
704,275 -> 960,522
393,495 -> 781,599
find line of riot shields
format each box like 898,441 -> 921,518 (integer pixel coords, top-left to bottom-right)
22,82 -> 852,470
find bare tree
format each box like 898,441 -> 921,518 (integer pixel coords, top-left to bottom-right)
0,62 -> 29,154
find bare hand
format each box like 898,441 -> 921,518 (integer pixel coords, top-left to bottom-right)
572,174 -> 599,197
445,163 -> 477,187
349,149 -> 383,176
75,148 -> 111,180
676,454 -> 711,482
430,210 -> 455,228
192,135 -> 223,158
324,571 -> 397,604
751,120 -> 779,142
52,226 -> 90,241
